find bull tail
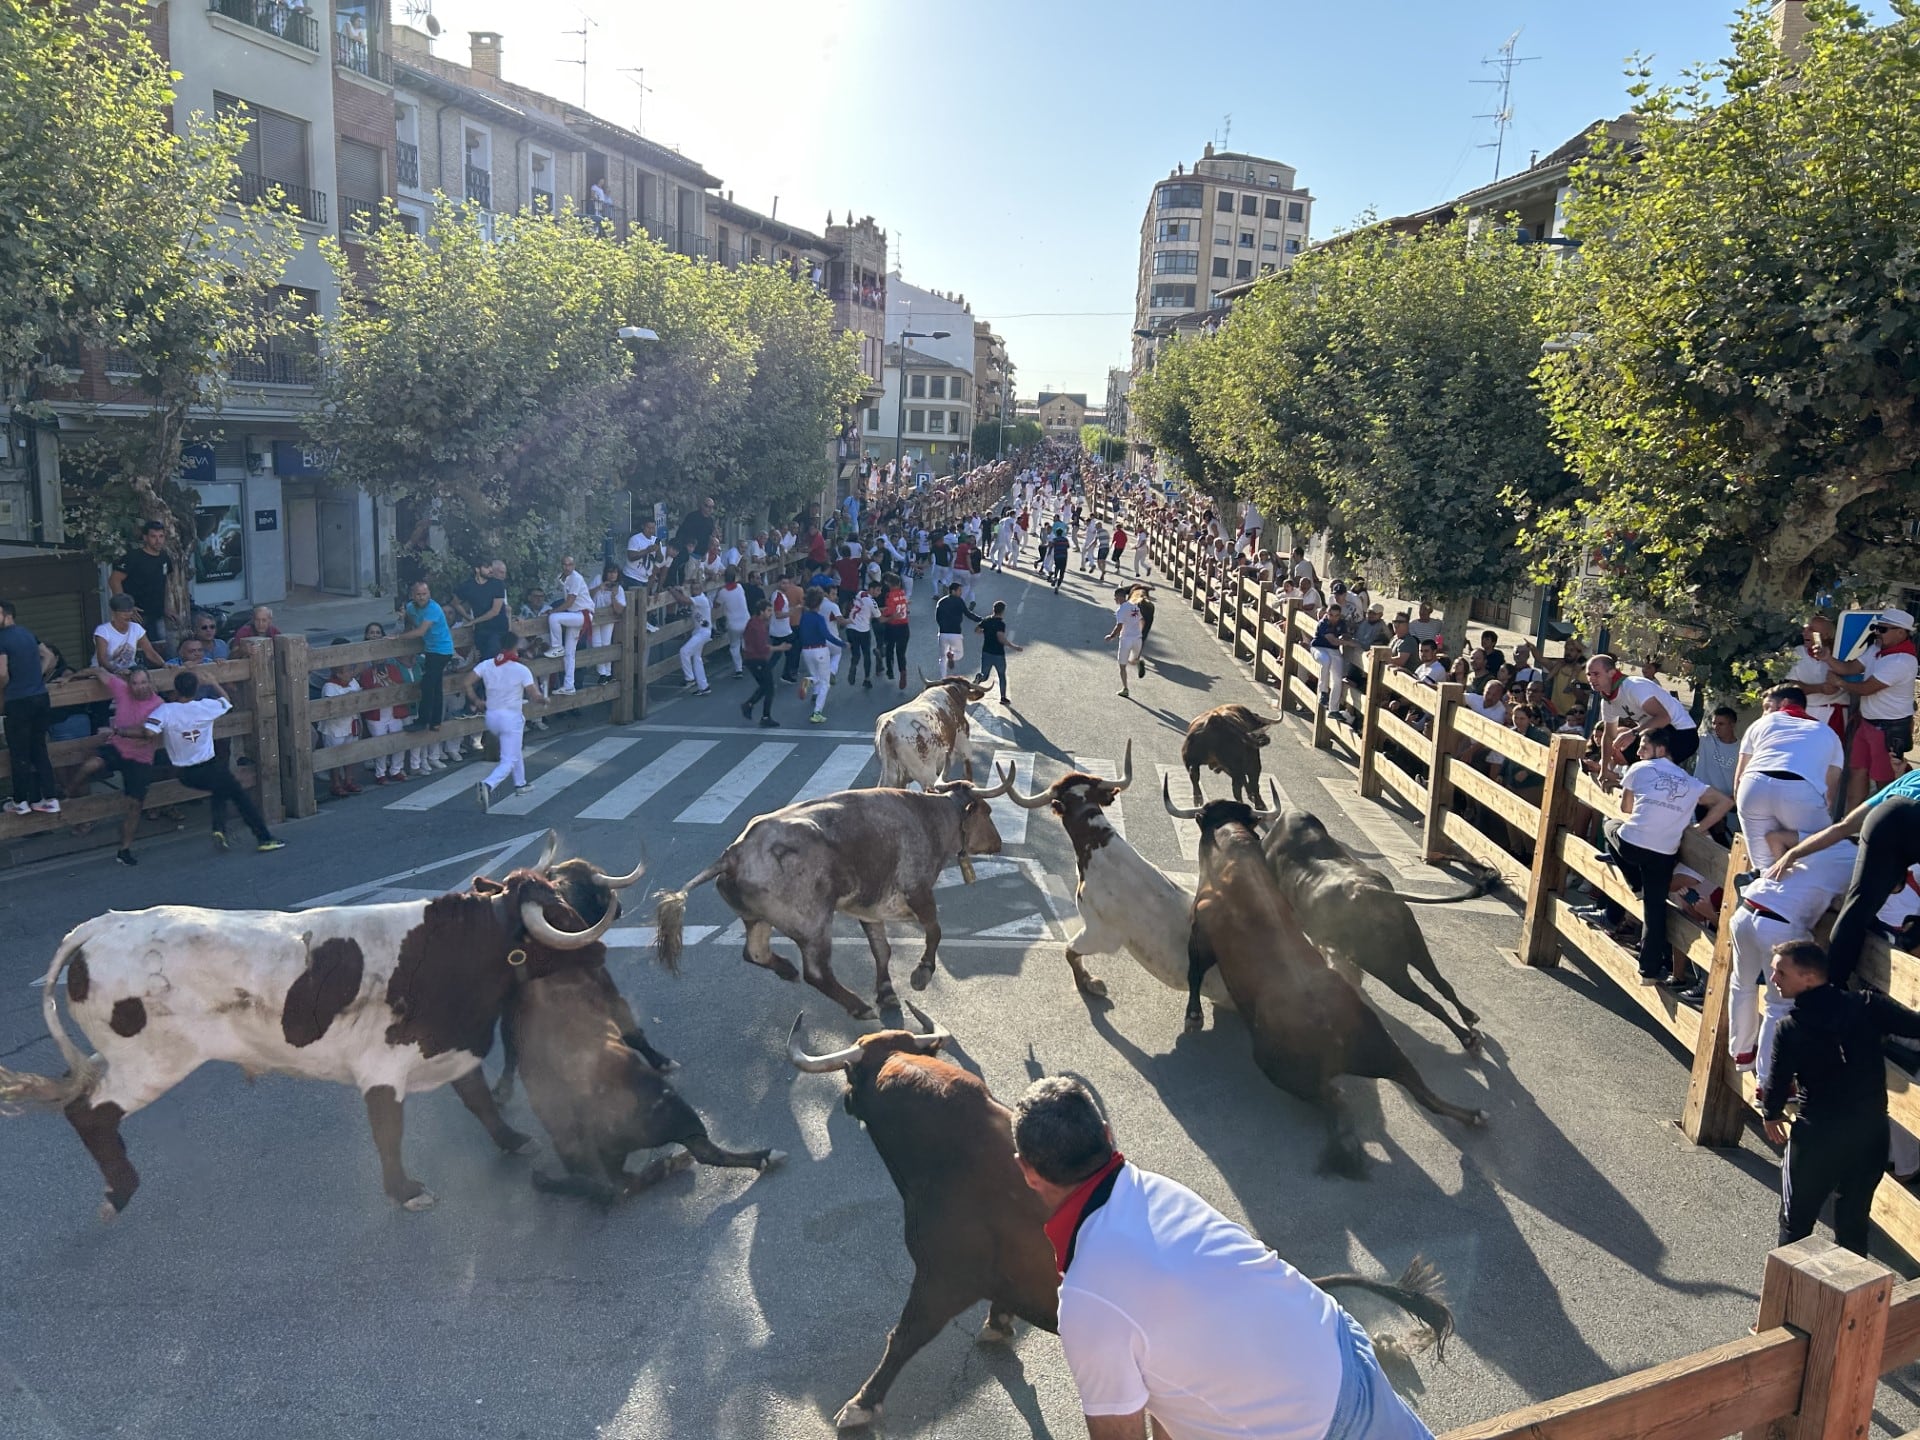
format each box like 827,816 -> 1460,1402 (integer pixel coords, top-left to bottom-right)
1314,1255 -> 1454,1362
1395,869 -> 1500,905
0,939 -> 100,1113
653,859 -> 727,975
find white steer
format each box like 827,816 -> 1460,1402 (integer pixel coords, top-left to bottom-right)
874,675 -> 987,789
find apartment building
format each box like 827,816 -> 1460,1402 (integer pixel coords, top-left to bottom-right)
973,323 -> 1011,431
1131,142 -> 1313,377
1035,392 -> 1088,443
864,345 -> 972,473
826,215 -> 889,397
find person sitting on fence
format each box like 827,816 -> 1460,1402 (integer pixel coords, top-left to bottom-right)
356,623 -> 411,787
1309,606 -> 1353,726
589,564 -> 627,685
542,555 -> 593,696
1592,724 -> 1735,988
68,665 -> 165,866
1462,648 -> 1494,696
1734,685 -> 1844,868
517,587 -> 549,623
456,558 -> 510,664
1345,604 -> 1390,692
1589,653 -> 1700,769
144,668 -> 283,854
1489,702 -> 1554,800
93,594 -> 168,676
1387,614 -> 1418,670
319,649 -> 363,799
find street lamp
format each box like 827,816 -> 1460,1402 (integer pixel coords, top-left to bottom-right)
617,326 -> 660,342
894,329 -> 951,483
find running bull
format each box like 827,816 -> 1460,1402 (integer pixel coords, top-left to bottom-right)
654,770 -> 1012,1020
1165,782 -> 1488,1176
874,675 -> 988,790
787,1007 -> 1456,1431
1182,702 -> 1279,805
0,831 -> 640,1217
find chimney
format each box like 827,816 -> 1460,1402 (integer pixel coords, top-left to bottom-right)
1771,1 -> 1811,60
1202,141 -> 1215,159
469,31 -> 503,79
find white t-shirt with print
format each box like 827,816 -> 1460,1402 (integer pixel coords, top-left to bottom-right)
144,695 -> 231,768
94,621 -> 146,672
1618,756 -> 1710,854
622,533 -> 657,586
319,680 -> 360,743
1113,601 -> 1144,646
1601,674 -> 1698,731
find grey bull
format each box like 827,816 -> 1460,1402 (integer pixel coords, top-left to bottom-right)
653,772 -> 1012,1019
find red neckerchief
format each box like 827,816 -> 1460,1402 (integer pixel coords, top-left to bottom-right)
1880,637 -> 1919,659
495,650 -> 518,666
1776,703 -> 1814,721
1044,1152 -> 1126,1273
1598,673 -> 1623,702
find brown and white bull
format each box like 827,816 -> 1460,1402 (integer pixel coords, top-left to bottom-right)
654,771 -> 1011,1019
1001,741 -> 1229,1012
1165,782 -> 1488,1177
0,831 -> 640,1217
874,675 -> 988,789
1182,702 -> 1279,805
788,1007 -> 1456,1431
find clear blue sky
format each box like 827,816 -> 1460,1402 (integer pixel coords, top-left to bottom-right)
432,0 -> 1884,401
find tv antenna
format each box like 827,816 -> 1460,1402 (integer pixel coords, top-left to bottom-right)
1221,112 -> 1232,150
619,67 -> 652,135
399,0 -> 440,39
1473,29 -> 1538,182
558,13 -> 597,107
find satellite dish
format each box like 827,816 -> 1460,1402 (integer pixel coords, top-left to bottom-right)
426,13 -> 441,36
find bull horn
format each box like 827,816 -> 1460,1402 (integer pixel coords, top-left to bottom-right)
1251,779 -> 1284,824
919,668 -> 940,688
973,763 -> 1012,801
535,829 -> 561,873
1162,773 -> 1203,821
903,1001 -> 952,1050
590,855 -> 647,890
520,896 -> 619,950
1006,768 -> 1052,809
1112,739 -> 1133,793
785,1014 -> 863,1073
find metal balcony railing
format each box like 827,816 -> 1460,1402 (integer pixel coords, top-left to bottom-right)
396,141 -> 419,189
231,347 -> 318,387
340,195 -> 382,237
465,165 -> 491,210
644,219 -> 678,251
529,188 -> 555,214
679,234 -> 709,260
585,203 -> 625,239
233,171 -> 328,224
208,0 -> 320,51
333,31 -> 390,81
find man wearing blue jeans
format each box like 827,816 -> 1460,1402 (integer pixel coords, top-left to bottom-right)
400,580 -> 455,732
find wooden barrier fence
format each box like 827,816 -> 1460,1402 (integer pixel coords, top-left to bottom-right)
1147,525 -> 1920,1260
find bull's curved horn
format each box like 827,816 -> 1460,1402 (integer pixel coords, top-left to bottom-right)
1162,773 -> 1203,821
1112,739 -> 1133,793
785,1014 -> 863,1073
1251,779 -> 1284,824
520,896 -> 619,950
972,763 -> 1012,801
902,1001 -> 951,1050
535,829 -> 561,873
1006,768 -> 1052,808
590,855 -> 647,890
919,668 -> 940,688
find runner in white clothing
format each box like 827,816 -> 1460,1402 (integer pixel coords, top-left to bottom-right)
466,647 -> 545,811
678,587 -> 714,695
1105,588 -> 1146,699
543,556 -> 594,693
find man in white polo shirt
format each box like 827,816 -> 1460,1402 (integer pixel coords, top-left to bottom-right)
1587,652 -> 1699,767
1831,607 -> 1918,809
1012,1077 -> 1435,1440
1734,683 -> 1845,866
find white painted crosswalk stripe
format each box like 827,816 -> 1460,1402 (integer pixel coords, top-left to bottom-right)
489,736 -> 642,815
1071,754 -> 1126,839
1156,764 -> 1201,862
577,740 -> 716,821
676,742 -> 795,823
382,738 -> 558,812
985,750 -> 1036,846
787,744 -> 874,807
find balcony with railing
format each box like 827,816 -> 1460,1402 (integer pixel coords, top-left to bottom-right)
529,188 -> 555,215
464,165 -> 491,210
585,203 -> 626,240
396,141 -> 420,189
208,0 -> 321,51
333,30 -> 390,81
231,343 -> 319,387
340,195 -> 382,238
642,219 -> 678,252
233,171 -> 328,224
679,234 -> 709,260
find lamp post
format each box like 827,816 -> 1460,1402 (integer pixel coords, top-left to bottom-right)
893,328 -> 950,487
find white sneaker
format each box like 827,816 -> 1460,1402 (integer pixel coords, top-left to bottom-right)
553,685 -> 575,695
30,799 -> 60,814
645,623 -> 659,634
3,801 -> 29,816
544,646 -> 565,658
515,784 -> 535,796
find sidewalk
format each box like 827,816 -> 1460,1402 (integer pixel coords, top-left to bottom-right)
269,587 -> 404,643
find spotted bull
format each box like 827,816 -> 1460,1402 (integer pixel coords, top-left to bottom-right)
654,771 -> 1012,1019
874,675 -> 988,789
0,831 -> 642,1217
1182,702 -> 1279,805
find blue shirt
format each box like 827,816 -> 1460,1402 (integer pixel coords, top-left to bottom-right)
406,600 -> 454,656
1866,772 -> 1920,808
797,610 -> 841,649
0,623 -> 46,701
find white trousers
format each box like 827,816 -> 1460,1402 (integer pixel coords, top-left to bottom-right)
591,619 -> 615,677
362,716 -> 405,774
1736,772 -> 1832,867
1729,905 -> 1797,1086
679,625 -> 711,689
1314,647 -> 1346,712
803,646 -> 833,713
727,632 -> 744,674
548,610 -> 586,689
483,709 -> 526,790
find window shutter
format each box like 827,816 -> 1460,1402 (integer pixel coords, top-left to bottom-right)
337,139 -> 383,199
260,111 -> 308,186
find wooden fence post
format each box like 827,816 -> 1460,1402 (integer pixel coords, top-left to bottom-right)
1218,570 -> 1240,642
1420,681 -> 1465,862
1308,611 -> 1333,750
1356,645 -> 1389,800
1745,1237 -> 1891,1440
1251,583 -> 1275,683
246,636 -> 284,825
611,610 -> 636,727
1683,836 -> 1754,1146
1275,597 -> 1301,715
275,634 -> 316,820
1518,732 -> 1587,968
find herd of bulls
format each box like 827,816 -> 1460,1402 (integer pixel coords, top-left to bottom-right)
0,690 -> 1492,1430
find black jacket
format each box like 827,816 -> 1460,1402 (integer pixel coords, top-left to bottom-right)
935,595 -> 981,634
1765,983 -> 1920,1123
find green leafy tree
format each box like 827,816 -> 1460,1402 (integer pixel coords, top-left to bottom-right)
1,0 -> 298,623
1128,338 -> 1239,501
971,417 -> 1042,459
1538,0 -> 1920,687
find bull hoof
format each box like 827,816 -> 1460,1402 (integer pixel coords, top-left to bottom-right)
1183,1011 -> 1205,1034
1077,974 -> 1109,998
1466,1108 -> 1490,1128
979,1317 -> 1014,1344
402,1189 -> 439,1212
910,964 -> 934,992
666,1150 -> 697,1175
658,1059 -> 682,1075
509,1134 -> 541,1157
98,1197 -> 121,1224
846,1000 -> 878,1021
835,1399 -> 880,1430
758,1149 -> 788,1173
1461,1029 -> 1484,1054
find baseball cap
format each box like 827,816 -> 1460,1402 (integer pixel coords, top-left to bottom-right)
108,593 -> 138,611
1879,607 -> 1916,631
140,519 -> 165,533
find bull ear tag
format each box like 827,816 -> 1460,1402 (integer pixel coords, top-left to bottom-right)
507,948 -> 529,967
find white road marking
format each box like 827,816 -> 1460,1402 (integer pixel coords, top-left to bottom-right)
1156,764 -> 1202,862
487,736 -> 642,816
934,859 -> 1021,888
298,830 -> 551,908
577,740 -> 716,821
675,742 -> 796,823
623,721 -> 875,741
984,751 -> 1037,846
381,737 -> 559,811
1071,754 -> 1126,839
786,744 -> 874,806
605,924 -> 715,949
973,912 -> 1054,939
967,705 -> 1018,747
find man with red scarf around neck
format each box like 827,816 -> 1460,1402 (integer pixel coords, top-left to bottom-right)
1733,684 -> 1846,869
1825,607 -> 1919,811
1011,1078 -> 1433,1440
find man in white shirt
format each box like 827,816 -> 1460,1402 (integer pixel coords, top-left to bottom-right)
1727,835 -> 1857,1087
1012,1077 -> 1436,1440
1104,587 -> 1145,700
622,522 -> 658,591
1783,614 -> 1849,738
1587,652 -> 1700,766
1734,684 -> 1845,866
993,512 -> 1018,572
1830,607 -> 1918,808
144,669 -> 283,852
677,586 -> 713,695
543,555 -> 594,694
467,645 -> 545,811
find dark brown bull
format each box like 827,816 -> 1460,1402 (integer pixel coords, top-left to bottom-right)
1181,703 -> 1278,804
1165,781 -> 1488,1177
790,1006 -> 1459,1429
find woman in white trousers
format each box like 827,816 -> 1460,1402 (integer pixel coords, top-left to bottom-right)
589,565 -> 625,681
678,587 -> 713,695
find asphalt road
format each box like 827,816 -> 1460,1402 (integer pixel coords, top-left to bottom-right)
0,546 -> 1902,1439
